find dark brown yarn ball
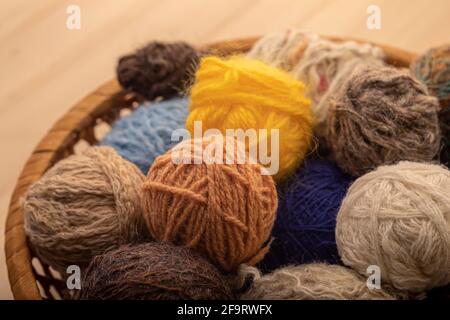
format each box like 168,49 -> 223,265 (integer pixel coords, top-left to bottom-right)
327,65 -> 441,177
80,243 -> 234,300
117,41 -> 199,100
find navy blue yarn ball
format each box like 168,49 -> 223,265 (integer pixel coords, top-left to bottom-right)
101,97 -> 188,174
260,159 -> 353,272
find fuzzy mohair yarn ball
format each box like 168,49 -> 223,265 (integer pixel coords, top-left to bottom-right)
411,44 -> 450,109
328,65 -> 441,177
186,56 -> 313,181
260,159 -> 353,271
101,97 -> 188,174
81,243 -> 234,300
142,135 -> 278,272
117,41 -> 199,100
23,146 -> 147,274
336,161 -> 450,293
238,264 -> 395,300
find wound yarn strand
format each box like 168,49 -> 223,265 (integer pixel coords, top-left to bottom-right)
141,135 -> 278,272
238,264 -> 395,300
327,65 -> 441,177
101,97 -> 188,174
336,161 -> 450,293
23,146 -> 147,274
81,243 -> 234,300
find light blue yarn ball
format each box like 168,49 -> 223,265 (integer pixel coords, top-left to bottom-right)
101,97 -> 188,174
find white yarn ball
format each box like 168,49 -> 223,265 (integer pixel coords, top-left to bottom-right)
336,161 -> 450,293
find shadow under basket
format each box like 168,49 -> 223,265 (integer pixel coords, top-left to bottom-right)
4,35 -> 416,300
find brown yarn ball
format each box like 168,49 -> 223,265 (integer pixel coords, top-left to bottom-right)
23,146 -> 147,274
238,264 -> 395,300
117,41 -> 199,100
327,65 -> 441,176
141,135 -> 278,272
80,243 -> 234,300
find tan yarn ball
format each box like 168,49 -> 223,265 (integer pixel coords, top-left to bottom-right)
141,135 -> 278,272
23,146 -> 147,274
336,161 -> 450,293
238,264 -> 394,300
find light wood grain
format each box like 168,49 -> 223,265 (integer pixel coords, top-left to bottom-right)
1,0 -> 449,299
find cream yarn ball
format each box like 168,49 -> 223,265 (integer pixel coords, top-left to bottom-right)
238,264 -> 394,300
336,161 -> 450,293
246,29 -> 311,70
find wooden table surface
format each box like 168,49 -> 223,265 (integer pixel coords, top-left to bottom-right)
0,0 -> 449,299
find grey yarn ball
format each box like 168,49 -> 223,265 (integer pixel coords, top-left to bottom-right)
327,65 -> 441,177
239,264 -> 395,300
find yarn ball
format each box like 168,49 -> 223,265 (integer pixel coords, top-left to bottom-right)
336,161 -> 450,293
327,65 -> 441,177
186,56 -> 313,181
23,146 -> 147,274
101,97 -> 188,174
248,32 -> 385,142
411,44 -> 450,109
142,135 -> 278,272
292,38 -> 385,139
238,264 -> 395,300
246,29 -> 310,70
81,243 -> 234,300
260,159 -> 353,271
117,41 -> 199,100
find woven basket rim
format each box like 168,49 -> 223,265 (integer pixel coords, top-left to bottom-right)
4,35 -> 416,300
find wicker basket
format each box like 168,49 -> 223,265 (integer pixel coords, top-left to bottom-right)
4,36 -> 416,300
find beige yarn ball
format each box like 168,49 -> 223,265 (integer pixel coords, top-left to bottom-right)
336,161 -> 450,293
23,146 -> 147,274
238,264 -> 394,300
246,29 -> 311,70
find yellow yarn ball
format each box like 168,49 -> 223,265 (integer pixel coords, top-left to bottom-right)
186,56 -> 313,181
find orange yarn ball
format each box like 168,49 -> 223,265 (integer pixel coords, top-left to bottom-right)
141,135 -> 278,271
